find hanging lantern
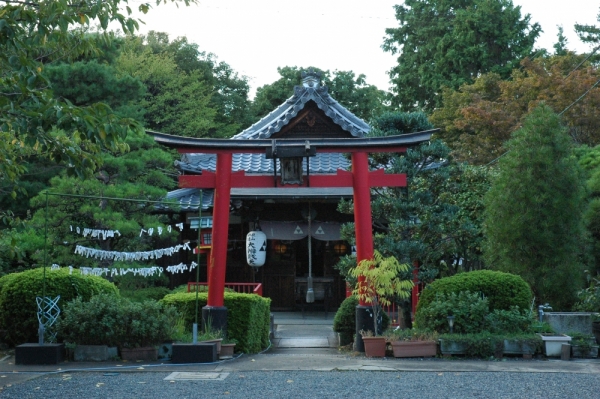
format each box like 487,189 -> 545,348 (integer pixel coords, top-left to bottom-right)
246,230 -> 267,267
333,242 -> 348,255
274,242 -> 288,254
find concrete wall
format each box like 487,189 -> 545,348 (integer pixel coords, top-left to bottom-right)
542,312 -> 593,335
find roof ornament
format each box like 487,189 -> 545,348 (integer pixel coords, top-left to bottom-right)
301,68 -> 322,88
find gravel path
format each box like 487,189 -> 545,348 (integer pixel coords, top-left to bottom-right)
1,370 -> 598,399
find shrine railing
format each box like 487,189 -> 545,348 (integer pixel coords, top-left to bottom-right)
187,282 -> 263,296
382,302 -> 402,327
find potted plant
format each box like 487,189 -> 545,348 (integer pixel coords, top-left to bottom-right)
219,338 -> 238,359
119,300 -> 179,361
386,328 -> 438,358
359,329 -> 387,357
351,250 -> 413,357
502,333 -> 542,359
569,332 -> 598,358
57,294 -> 122,361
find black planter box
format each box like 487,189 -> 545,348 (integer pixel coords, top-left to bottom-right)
16,343 -> 64,365
171,343 -> 217,363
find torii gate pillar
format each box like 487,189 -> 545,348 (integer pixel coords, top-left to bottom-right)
351,151 -> 377,352
202,153 -> 232,334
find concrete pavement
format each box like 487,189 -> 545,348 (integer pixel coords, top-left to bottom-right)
1,311 -> 599,390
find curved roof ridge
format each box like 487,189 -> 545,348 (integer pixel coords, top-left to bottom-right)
232,83 -> 370,140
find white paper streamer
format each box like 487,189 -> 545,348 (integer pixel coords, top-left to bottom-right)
74,243 -> 192,262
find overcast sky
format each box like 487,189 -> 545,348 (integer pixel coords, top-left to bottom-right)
130,1 -> 599,97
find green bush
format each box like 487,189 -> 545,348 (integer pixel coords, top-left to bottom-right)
58,294 -> 179,348
121,287 -> 171,302
0,268 -> 119,346
416,270 -> 532,314
333,295 -> 390,335
485,307 -> 533,334
439,332 -> 504,358
161,292 -> 271,353
57,293 -> 124,347
416,291 -> 489,333
440,332 -> 543,358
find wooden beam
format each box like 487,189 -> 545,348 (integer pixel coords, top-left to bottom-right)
179,169 -> 406,189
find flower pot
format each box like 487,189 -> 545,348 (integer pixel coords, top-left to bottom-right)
502,339 -> 535,356
120,347 -> 158,361
390,340 -> 437,358
74,345 -> 118,362
439,339 -> 467,356
201,338 -> 222,354
219,343 -> 236,359
362,336 -> 386,357
537,334 -> 571,357
571,345 -> 599,358
592,321 -> 600,345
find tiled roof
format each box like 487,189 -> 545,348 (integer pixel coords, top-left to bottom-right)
176,152 -> 351,174
232,77 -> 370,140
156,188 -> 214,211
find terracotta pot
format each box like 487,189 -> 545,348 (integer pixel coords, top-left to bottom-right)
201,338 -> 223,354
120,347 -> 158,361
219,343 -> 236,359
362,336 -> 386,357
390,340 -> 437,358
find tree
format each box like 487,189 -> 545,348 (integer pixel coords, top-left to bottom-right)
484,104 -> 586,310
382,0 -> 540,112
575,7 -> 600,46
335,112 -> 490,286
130,31 -> 253,137
0,0 -> 194,197
430,54 -> 600,164
0,132 -> 180,275
251,66 -> 389,121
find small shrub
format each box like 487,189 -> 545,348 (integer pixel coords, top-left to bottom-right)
416,291 -> 489,333
57,293 -> 124,347
417,270 -> 532,314
385,327 -> 438,342
160,292 -> 271,354
0,268 -> 118,345
58,294 -> 179,348
485,307 -> 533,334
440,332 -> 503,358
121,287 -> 171,302
574,271 -> 600,312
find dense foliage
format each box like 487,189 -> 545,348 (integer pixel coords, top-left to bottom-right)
484,104 -> 586,310
383,0 -> 540,111
0,268 -> 118,345
415,270 -> 533,314
0,0 -> 194,197
431,54 -> 600,164
161,292 -> 271,353
251,66 -> 389,121
58,293 -> 178,348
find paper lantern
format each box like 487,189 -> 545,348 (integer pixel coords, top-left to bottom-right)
246,230 -> 267,267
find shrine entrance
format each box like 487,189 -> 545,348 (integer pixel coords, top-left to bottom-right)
150,70 -> 434,348
261,236 -> 347,311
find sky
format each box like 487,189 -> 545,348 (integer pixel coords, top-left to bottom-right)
129,0 -> 600,97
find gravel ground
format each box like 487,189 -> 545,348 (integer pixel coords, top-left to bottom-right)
0,370 -> 598,399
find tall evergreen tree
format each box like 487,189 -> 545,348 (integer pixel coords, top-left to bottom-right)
383,0 -> 540,112
484,104 -> 586,310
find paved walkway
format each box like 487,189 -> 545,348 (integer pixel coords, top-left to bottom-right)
1,311 -> 600,390
271,311 -> 338,348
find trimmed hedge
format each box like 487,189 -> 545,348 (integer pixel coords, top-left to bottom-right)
416,270 -> 532,315
0,268 -> 119,346
161,292 -> 271,354
58,294 -> 179,348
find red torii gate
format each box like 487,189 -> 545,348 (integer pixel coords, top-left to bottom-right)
150,131 -> 433,343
